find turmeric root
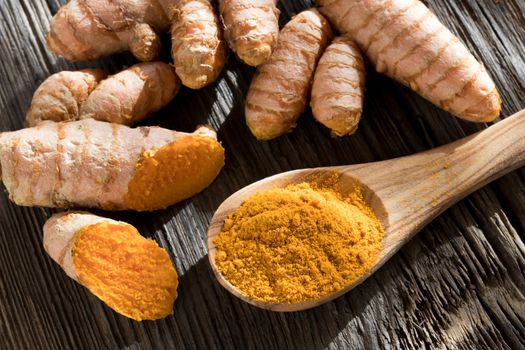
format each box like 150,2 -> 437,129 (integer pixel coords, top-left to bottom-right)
80,62 -> 180,125
311,36 -> 366,136
0,119 -> 225,211
25,69 -> 107,127
316,0 -> 501,122
219,0 -> 280,67
171,0 -> 227,89
245,9 -> 333,140
25,62 -> 180,127
46,0 -> 173,61
43,211 -> 178,321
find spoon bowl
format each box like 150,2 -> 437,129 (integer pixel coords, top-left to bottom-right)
207,109 -> 525,312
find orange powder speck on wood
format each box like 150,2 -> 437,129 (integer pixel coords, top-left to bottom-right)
213,174 -> 384,304
124,135 -> 225,211
71,222 -> 178,321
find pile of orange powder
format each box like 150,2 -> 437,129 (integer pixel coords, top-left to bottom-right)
214,174 -> 385,303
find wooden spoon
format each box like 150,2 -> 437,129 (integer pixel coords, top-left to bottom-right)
207,109 -> 525,312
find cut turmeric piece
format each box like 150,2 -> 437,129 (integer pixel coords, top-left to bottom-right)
73,222 -> 177,321
43,211 -> 178,321
0,119 -> 225,211
125,135 -> 227,211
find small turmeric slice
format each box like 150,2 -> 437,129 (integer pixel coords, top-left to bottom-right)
43,211 -> 178,321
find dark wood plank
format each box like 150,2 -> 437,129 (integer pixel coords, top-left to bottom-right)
0,0 -> 524,349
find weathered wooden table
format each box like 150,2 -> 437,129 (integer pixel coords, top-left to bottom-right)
1,0 -> 524,349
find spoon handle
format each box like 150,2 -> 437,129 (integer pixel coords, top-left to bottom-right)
350,109 -> 525,251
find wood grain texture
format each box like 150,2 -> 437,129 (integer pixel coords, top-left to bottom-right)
0,0 -> 524,349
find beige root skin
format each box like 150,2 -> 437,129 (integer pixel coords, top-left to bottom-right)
80,62 -> 180,125
46,0 -> 172,61
245,9 -> 333,140
25,63 -> 180,127
43,211 -> 178,321
130,23 -> 164,62
311,36 -> 366,137
171,0 -> 227,89
25,69 -> 107,127
43,211 -> 107,280
219,0 -> 280,67
0,119 -> 225,211
317,0 -> 501,122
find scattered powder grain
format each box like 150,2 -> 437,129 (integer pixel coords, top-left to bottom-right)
213,174 -> 384,303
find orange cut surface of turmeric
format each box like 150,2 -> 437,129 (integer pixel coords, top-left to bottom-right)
214,177 -> 384,303
71,222 -> 178,321
125,135 -> 225,211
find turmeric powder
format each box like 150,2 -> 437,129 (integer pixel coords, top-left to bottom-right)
213,174 -> 384,303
